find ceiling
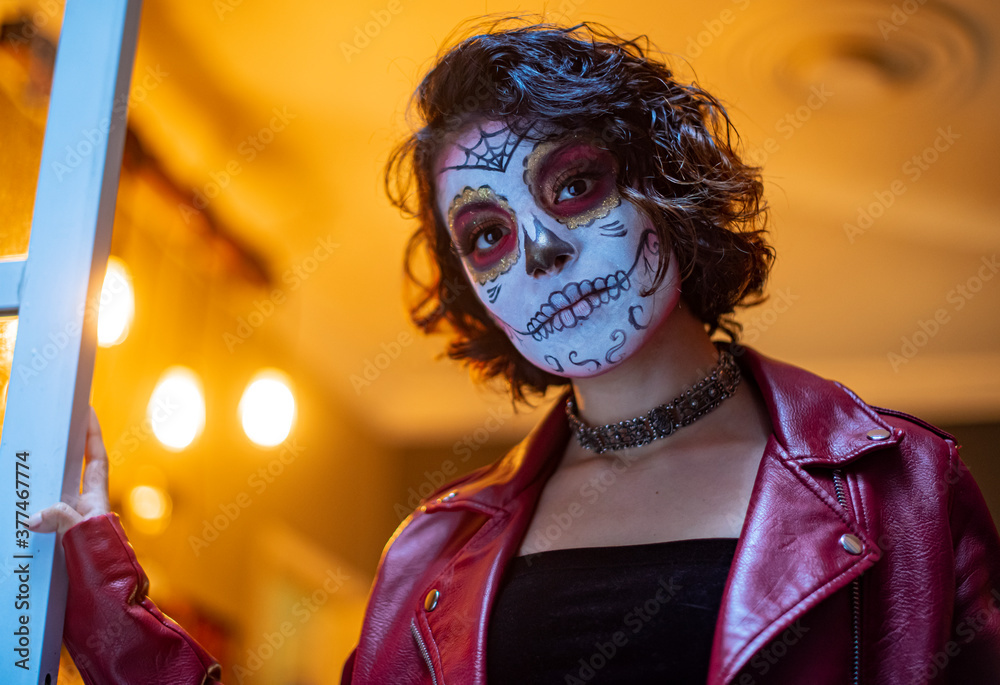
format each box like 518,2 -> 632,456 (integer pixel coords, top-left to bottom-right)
19,0 -> 1000,443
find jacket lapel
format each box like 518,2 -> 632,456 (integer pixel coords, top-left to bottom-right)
707,347 -> 898,684
419,395 -> 571,684
706,437 -> 881,684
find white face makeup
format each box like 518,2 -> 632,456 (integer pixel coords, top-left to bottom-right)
435,120 -> 681,378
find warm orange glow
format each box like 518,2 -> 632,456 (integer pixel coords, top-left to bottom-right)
0,318 -> 16,444
0,317 -> 16,353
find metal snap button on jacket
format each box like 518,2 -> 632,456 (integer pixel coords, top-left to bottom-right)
840,533 -> 863,555
424,589 -> 440,611
866,428 -> 891,440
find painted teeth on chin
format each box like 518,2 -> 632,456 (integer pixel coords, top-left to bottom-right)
528,271 -> 631,338
550,292 -> 571,309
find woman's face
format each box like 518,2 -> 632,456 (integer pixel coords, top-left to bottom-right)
434,119 -> 681,378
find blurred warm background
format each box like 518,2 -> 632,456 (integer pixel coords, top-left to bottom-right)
1,0 -> 998,682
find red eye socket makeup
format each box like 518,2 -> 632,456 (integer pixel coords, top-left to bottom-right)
447,185 -> 521,284
523,135 -> 621,229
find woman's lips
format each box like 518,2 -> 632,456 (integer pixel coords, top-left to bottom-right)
526,269 -> 630,340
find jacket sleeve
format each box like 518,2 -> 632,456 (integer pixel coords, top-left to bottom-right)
341,647 -> 356,683
945,447 -> 1000,683
61,512 -> 224,685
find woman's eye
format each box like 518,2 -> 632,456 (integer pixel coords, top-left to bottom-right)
473,225 -> 506,251
555,177 -> 593,203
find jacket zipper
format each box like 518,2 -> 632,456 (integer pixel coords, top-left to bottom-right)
833,469 -> 862,685
411,617 -> 440,685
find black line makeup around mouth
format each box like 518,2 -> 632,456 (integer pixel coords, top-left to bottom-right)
512,228 -> 656,339
525,271 -> 630,339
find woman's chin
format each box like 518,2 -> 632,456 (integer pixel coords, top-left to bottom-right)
515,325 -> 643,379
507,281 -> 681,380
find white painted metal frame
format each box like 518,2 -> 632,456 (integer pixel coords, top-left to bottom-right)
0,0 -> 142,682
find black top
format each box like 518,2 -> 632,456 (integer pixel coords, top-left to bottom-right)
486,537 -> 739,684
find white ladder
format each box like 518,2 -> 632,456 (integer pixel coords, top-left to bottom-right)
0,0 -> 142,681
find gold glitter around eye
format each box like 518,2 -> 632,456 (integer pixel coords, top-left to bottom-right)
447,185 -> 520,285
522,132 -> 620,230
562,191 -> 621,230
473,250 -> 519,285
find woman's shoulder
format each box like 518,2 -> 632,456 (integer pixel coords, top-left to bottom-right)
734,344 -> 957,454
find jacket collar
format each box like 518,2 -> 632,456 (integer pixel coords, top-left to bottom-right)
421,387 -> 570,514
734,343 -> 901,462
426,344 -> 901,515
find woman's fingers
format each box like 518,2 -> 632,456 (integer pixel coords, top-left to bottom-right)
26,502 -> 84,535
26,406 -> 111,535
80,406 -> 110,511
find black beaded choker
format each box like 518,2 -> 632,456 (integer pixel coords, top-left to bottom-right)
565,350 -> 741,453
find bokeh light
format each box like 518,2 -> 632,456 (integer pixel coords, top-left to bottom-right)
127,484 -> 172,535
239,369 -> 296,447
97,256 -> 134,347
149,366 -> 205,450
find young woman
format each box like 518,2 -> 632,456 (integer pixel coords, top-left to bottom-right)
31,20 -> 1000,685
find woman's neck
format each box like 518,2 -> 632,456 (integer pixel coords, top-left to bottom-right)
569,301 -> 725,428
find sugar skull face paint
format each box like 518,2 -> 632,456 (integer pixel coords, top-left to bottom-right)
436,120 -> 681,378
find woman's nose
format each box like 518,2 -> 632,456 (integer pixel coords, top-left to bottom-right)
523,216 -> 575,277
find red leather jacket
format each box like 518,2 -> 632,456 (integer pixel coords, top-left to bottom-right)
63,347 -> 1000,684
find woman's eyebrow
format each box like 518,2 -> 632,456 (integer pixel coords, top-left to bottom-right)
523,137 -> 582,189
447,185 -> 511,230
448,200 -> 475,228
449,191 -> 492,216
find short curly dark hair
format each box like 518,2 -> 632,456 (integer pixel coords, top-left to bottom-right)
386,18 -> 774,403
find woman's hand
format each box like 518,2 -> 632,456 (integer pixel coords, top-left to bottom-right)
27,405 -> 111,535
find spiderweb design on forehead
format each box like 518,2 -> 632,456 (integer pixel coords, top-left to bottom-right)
441,127 -> 527,173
